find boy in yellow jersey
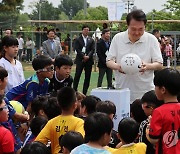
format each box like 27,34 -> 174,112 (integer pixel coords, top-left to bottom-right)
112,117 -> 146,154
35,87 -> 85,154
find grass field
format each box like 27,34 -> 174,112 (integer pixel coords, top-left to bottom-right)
23,62 -> 108,95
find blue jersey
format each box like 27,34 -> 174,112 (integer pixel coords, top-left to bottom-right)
4,97 -> 16,118
6,74 -> 50,109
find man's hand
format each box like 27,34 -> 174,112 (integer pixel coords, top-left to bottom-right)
83,56 -> 89,62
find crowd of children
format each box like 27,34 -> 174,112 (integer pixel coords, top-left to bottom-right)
0,34 -> 180,154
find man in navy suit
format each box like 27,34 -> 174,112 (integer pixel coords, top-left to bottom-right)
73,25 -> 95,95
97,29 -> 112,88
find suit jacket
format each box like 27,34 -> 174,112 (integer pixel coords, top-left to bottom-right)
43,39 -> 62,59
97,38 -> 110,68
74,35 -> 95,65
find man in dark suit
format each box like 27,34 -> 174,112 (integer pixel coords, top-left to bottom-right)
97,29 -> 112,88
43,29 -> 62,60
73,25 -> 95,95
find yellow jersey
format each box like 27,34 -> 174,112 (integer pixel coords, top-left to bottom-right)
35,115 -> 84,154
111,143 -> 146,154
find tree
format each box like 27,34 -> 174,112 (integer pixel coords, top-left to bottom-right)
29,1 -> 61,20
164,0 -> 180,14
58,0 -> 89,19
0,0 -> 24,29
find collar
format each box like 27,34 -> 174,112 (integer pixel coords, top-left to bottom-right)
55,71 -> 65,83
82,34 -> 88,39
121,143 -> 135,148
124,30 -> 146,44
3,57 -> 16,65
48,39 -> 55,42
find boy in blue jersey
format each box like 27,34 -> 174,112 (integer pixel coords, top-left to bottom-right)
6,55 -> 54,113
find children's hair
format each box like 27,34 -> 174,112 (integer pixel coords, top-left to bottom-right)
130,99 -> 147,124
32,55 -> 53,71
57,87 -> 76,111
31,95 -> 61,119
20,141 -> 50,154
154,68 -> 180,96
141,90 -> 164,107
1,36 -> 18,47
54,55 -> 73,68
1,36 -> 19,57
0,66 -> 8,81
96,100 -> 116,115
81,96 -> 100,115
118,117 -> 139,144
76,91 -> 86,101
30,116 -> 48,137
31,95 -> 48,116
84,112 -> 113,142
43,96 -> 61,120
60,131 -> 84,152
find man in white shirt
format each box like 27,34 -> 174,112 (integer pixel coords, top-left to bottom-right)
17,33 -> 24,61
106,10 -> 163,102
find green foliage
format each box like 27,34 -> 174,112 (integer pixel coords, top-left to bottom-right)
146,9 -> 180,31
0,0 -> 24,29
29,1 -> 61,20
58,0 -> 89,19
58,12 -> 69,20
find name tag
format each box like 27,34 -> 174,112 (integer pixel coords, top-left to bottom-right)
82,47 -> 86,53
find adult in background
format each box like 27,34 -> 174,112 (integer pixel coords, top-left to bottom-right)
106,10 -> 163,102
43,29 -> 62,61
97,28 -> 112,88
73,25 -> 95,95
4,28 -> 13,36
17,33 -> 24,61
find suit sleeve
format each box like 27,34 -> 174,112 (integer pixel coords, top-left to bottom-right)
87,39 -> 95,58
42,41 -> 49,57
97,41 -> 106,66
74,39 -> 85,59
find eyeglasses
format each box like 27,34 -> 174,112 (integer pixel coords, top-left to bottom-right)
36,66 -> 54,73
0,105 -> 8,111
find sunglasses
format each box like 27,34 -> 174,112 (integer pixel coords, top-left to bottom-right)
36,66 -> 54,73
0,105 -> 8,111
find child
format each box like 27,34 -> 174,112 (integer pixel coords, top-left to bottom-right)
71,112 -> 113,154
79,95 -> 100,120
23,95 -> 61,147
139,90 -> 163,154
0,36 -> 25,93
6,55 -> 54,112
21,141 -> 51,154
35,87 -> 85,154
0,66 -> 29,153
74,91 -> 86,115
96,100 -> 120,148
60,131 -> 84,154
112,117 -> 146,154
48,54 -> 73,96
146,68 -> 180,154
31,95 -> 61,120
0,94 -> 14,154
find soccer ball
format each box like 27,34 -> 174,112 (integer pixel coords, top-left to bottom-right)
120,53 -> 142,75
10,101 -> 25,114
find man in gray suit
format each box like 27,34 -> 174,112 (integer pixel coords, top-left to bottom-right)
43,29 -> 62,60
